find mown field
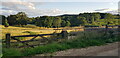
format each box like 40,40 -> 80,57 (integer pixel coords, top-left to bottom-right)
1,25 -> 84,40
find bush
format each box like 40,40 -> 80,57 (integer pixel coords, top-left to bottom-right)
4,19 -> 9,27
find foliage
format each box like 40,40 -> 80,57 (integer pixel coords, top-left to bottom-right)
0,15 -> 6,25
61,20 -> 66,27
52,17 -> 62,28
4,19 -> 9,27
7,12 -> 28,26
1,12 -> 119,28
66,21 -> 71,27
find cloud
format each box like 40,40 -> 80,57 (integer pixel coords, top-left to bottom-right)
94,8 -> 119,14
26,8 -> 65,16
2,0 -> 119,2
109,2 -> 114,5
1,0 -> 118,17
0,0 -> 37,16
95,8 -> 110,11
2,1 -> 36,10
82,8 -> 119,14
1,0 -> 66,16
1,8 -> 11,10
0,9 -> 17,16
105,10 -> 118,14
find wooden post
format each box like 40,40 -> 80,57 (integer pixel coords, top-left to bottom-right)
118,25 -> 120,32
105,25 -> 108,35
6,33 -> 11,48
61,29 -> 68,39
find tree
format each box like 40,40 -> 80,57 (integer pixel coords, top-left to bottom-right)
7,15 -> 17,26
104,13 -> 114,19
53,17 -> 62,28
2,12 -> 117,27
79,13 -> 91,22
16,12 -> 28,26
91,16 -> 94,24
92,13 -> 101,21
104,13 -> 114,25
4,19 -> 9,27
35,17 -> 42,27
7,12 -> 28,26
35,16 -> 54,28
61,20 -> 66,27
44,16 -> 54,28
77,16 -> 87,25
27,17 -> 36,24
66,21 -> 71,27
0,15 -> 6,25
79,17 -> 87,25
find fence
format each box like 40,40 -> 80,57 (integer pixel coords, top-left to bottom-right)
4,30 -> 76,48
4,26 -> 119,48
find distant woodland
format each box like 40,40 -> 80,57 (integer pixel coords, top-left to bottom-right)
1,12 -> 120,28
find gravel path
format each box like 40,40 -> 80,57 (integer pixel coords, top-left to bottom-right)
36,42 -> 119,56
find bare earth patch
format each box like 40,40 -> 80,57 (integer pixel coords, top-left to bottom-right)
36,42 -> 119,56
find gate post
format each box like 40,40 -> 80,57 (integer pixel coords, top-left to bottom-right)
118,25 -> 120,32
105,25 -> 108,35
61,29 -> 68,39
6,33 -> 11,48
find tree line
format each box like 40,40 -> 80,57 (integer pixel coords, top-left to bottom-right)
1,12 -> 119,28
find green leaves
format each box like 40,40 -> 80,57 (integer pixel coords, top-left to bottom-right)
4,19 -> 9,27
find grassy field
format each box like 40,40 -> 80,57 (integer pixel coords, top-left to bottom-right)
1,25 -> 84,40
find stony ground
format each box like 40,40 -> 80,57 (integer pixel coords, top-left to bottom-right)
36,42 -> 119,56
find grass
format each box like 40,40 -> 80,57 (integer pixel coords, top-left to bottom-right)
3,48 -> 22,56
1,25 -> 83,40
2,30 -> 119,56
22,31 -> 37,35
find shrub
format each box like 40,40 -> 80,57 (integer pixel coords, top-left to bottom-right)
4,19 -> 9,27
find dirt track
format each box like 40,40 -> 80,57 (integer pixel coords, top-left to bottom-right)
36,42 -> 119,56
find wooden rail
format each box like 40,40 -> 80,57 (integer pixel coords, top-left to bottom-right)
4,30 -> 70,48
11,33 -> 59,37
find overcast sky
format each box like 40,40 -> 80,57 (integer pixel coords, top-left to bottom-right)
0,0 -> 119,17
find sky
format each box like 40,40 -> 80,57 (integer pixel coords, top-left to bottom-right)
0,0 -> 119,17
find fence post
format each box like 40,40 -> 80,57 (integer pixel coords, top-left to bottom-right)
118,25 -> 120,32
105,25 -> 108,35
61,29 -> 68,39
6,33 -> 11,48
